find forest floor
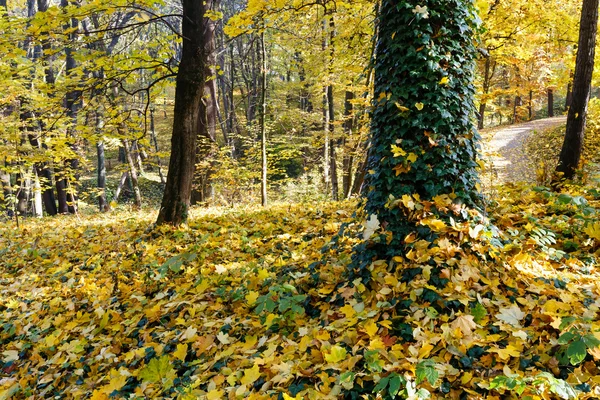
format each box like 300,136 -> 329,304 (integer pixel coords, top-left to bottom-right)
480,116 -> 567,185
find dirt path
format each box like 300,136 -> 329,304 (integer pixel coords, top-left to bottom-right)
480,116 -> 567,185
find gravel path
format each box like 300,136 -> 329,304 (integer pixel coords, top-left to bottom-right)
480,116 -> 567,185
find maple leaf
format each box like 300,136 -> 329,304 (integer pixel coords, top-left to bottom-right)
451,315 -> 477,336
496,305 -> 526,327
363,214 -> 380,240
584,222 -> 600,240
324,345 -> 348,363
138,355 -> 176,390
240,362 -> 261,385
173,343 -> 187,361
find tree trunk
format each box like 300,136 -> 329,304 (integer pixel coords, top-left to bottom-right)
548,88 -> 554,117
260,29 -> 268,207
478,54 -> 492,129
554,0 -> 598,183
326,13 -> 338,201
97,141 -> 109,212
32,170 -> 43,217
190,1 -> 218,206
157,0 -> 218,225
149,107 -> 166,184
355,0 -> 480,270
528,90 -> 533,120
342,90 -> 354,198
122,139 -> 142,209
565,71 -> 573,109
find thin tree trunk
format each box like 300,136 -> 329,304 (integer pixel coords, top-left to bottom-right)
548,88 -> 554,117
478,54 -> 491,129
554,0 -> 599,183
149,107 -> 166,184
260,29 -> 268,207
32,170 -> 42,217
113,171 -> 129,203
122,138 -> 142,209
342,90 -> 354,198
97,141 -> 109,212
528,90 -> 533,120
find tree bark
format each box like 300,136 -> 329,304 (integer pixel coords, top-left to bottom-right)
554,0 -> 598,183
190,0 -> 218,205
548,88 -> 554,117
122,138 -> 142,209
97,141 -> 109,212
260,29 -> 268,207
157,0 -> 218,225
342,90 -> 354,198
478,54 -> 492,129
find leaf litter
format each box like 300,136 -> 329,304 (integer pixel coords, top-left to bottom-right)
1,186 -> 600,399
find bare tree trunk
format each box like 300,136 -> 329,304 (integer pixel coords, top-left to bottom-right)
342,90 -> 354,198
554,0 -> 598,183
478,54 -> 492,129
97,141 -> 109,212
157,0 -> 219,225
190,1 -> 218,206
113,171 -> 129,203
260,29 -> 268,207
122,138 -> 142,208
528,90 -> 533,120
149,107 -> 166,184
32,170 -> 42,217
548,88 -> 554,117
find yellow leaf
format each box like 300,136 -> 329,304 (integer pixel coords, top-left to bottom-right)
395,102 -> 409,112
451,315 -> 477,337
265,313 -> 278,328
102,371 -> 128,394
584,222 -> 600,240
257,269 -> 270,280
340,304 -> 357,319
324,345 -> 348,363
240,362 -> 261,385
415,102 -> 424,110
439,76 -> 449,85
90,390 -> 109,400
363,320 -> 379,337
393,164 -> 411,175
173,344 -> 187,361
206,389 -> 225,400
245,291 -> 259,305
390,144 -> 407,157
423,218 -> 446,231
406,153 -> 418,163
489,344 -> 521,361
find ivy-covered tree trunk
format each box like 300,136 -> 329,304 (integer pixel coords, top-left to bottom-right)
156,0 -> 216,225
355,0 -> 480,270
554,0 -> 598,182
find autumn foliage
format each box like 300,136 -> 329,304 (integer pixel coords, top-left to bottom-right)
1,182 -> 600,399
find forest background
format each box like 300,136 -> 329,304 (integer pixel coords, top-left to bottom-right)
0,0 -> 589,215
